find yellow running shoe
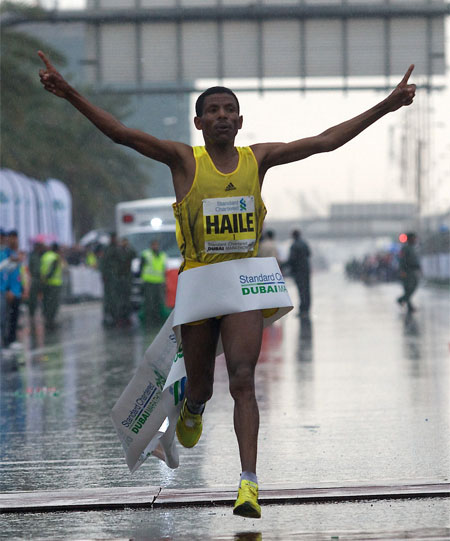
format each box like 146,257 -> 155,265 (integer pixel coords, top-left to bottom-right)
233,480 -> 261,519
176,399 -> 203,448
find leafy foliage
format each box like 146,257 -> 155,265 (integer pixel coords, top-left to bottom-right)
0,24 -> 150,237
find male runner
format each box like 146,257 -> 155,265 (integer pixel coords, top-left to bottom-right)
38,51 -> 415,517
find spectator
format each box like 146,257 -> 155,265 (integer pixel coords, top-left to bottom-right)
0,229 -> 7,256
258,229 -> 280,263
85,246 -> 98,269
99,232 -> 122,327
40,242 -> 64,329
0,231 -> 25,349
65,244 -> 84,266
28,241 -> 45,319
397,232 -> 421,313
287,229 -> 311,317
139,239 -> 167,326
117,238 -> 136,326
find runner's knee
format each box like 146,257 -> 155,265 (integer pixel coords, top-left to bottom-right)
187,377 -> 214,404
228,364 -> 255,398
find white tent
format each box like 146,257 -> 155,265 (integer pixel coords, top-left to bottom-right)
0,170 -> 16,233
46,178 -> 74,247
0,168 -> 74,251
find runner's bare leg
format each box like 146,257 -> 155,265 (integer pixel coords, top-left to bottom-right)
181,318 -> 221,406
220,310 -> 264,473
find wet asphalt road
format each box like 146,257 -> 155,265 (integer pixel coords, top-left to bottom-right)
1,267 -> 449,539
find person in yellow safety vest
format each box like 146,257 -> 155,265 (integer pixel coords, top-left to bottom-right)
85,249 -> 97,269
139,239 -> 167,326
40,242 -> 63,330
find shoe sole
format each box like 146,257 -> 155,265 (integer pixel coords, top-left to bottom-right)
233,502 -> 261,519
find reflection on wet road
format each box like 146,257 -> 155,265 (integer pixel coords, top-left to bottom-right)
1,269 -> 449,538
2,500 -> 450,540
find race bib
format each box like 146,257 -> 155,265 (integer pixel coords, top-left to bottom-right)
202,196 -> 256,253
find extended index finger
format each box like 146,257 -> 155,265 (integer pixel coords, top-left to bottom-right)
399,64 -> 414,86
38,50 -> 54,70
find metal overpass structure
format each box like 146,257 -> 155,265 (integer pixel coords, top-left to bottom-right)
2,1 -> 449,94
2,1 -> 449,206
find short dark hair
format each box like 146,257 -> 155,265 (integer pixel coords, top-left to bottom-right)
195,86 -> 240,117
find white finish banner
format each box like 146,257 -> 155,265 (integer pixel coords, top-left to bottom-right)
111,257 -> 293,473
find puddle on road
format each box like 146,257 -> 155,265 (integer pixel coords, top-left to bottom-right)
2,499 -> 450,540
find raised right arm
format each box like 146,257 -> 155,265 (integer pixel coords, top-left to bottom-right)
37,51 -> 187,167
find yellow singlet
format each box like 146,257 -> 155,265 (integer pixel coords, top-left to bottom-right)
173,146 -> 267,272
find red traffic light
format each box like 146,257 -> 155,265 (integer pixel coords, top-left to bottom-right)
398,233 -> 408,243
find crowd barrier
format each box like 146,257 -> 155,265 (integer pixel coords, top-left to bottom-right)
61,253 -> 449,305
63,266 -> 103,302
421,253 -> 450,283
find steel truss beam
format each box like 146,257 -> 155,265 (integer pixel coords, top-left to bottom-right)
2,2 -> 448,94
2,3 -> 450,27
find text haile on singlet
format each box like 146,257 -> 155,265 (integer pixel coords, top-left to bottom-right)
205,213 -> 254,235
203,196 -> 257,253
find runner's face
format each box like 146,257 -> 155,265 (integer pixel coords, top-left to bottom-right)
195,93 -> 242,144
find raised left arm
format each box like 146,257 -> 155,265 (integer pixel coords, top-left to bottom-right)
253,65 -> 416,176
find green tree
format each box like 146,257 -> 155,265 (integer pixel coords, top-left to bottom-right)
1,17 -> 150,237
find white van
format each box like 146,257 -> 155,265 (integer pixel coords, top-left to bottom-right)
115,197 -> 181,308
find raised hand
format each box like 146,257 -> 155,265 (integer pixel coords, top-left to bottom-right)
387,64 -> 416,112
38,50 -> 70,98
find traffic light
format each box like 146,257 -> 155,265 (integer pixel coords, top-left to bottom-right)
398,233 -> 408,243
